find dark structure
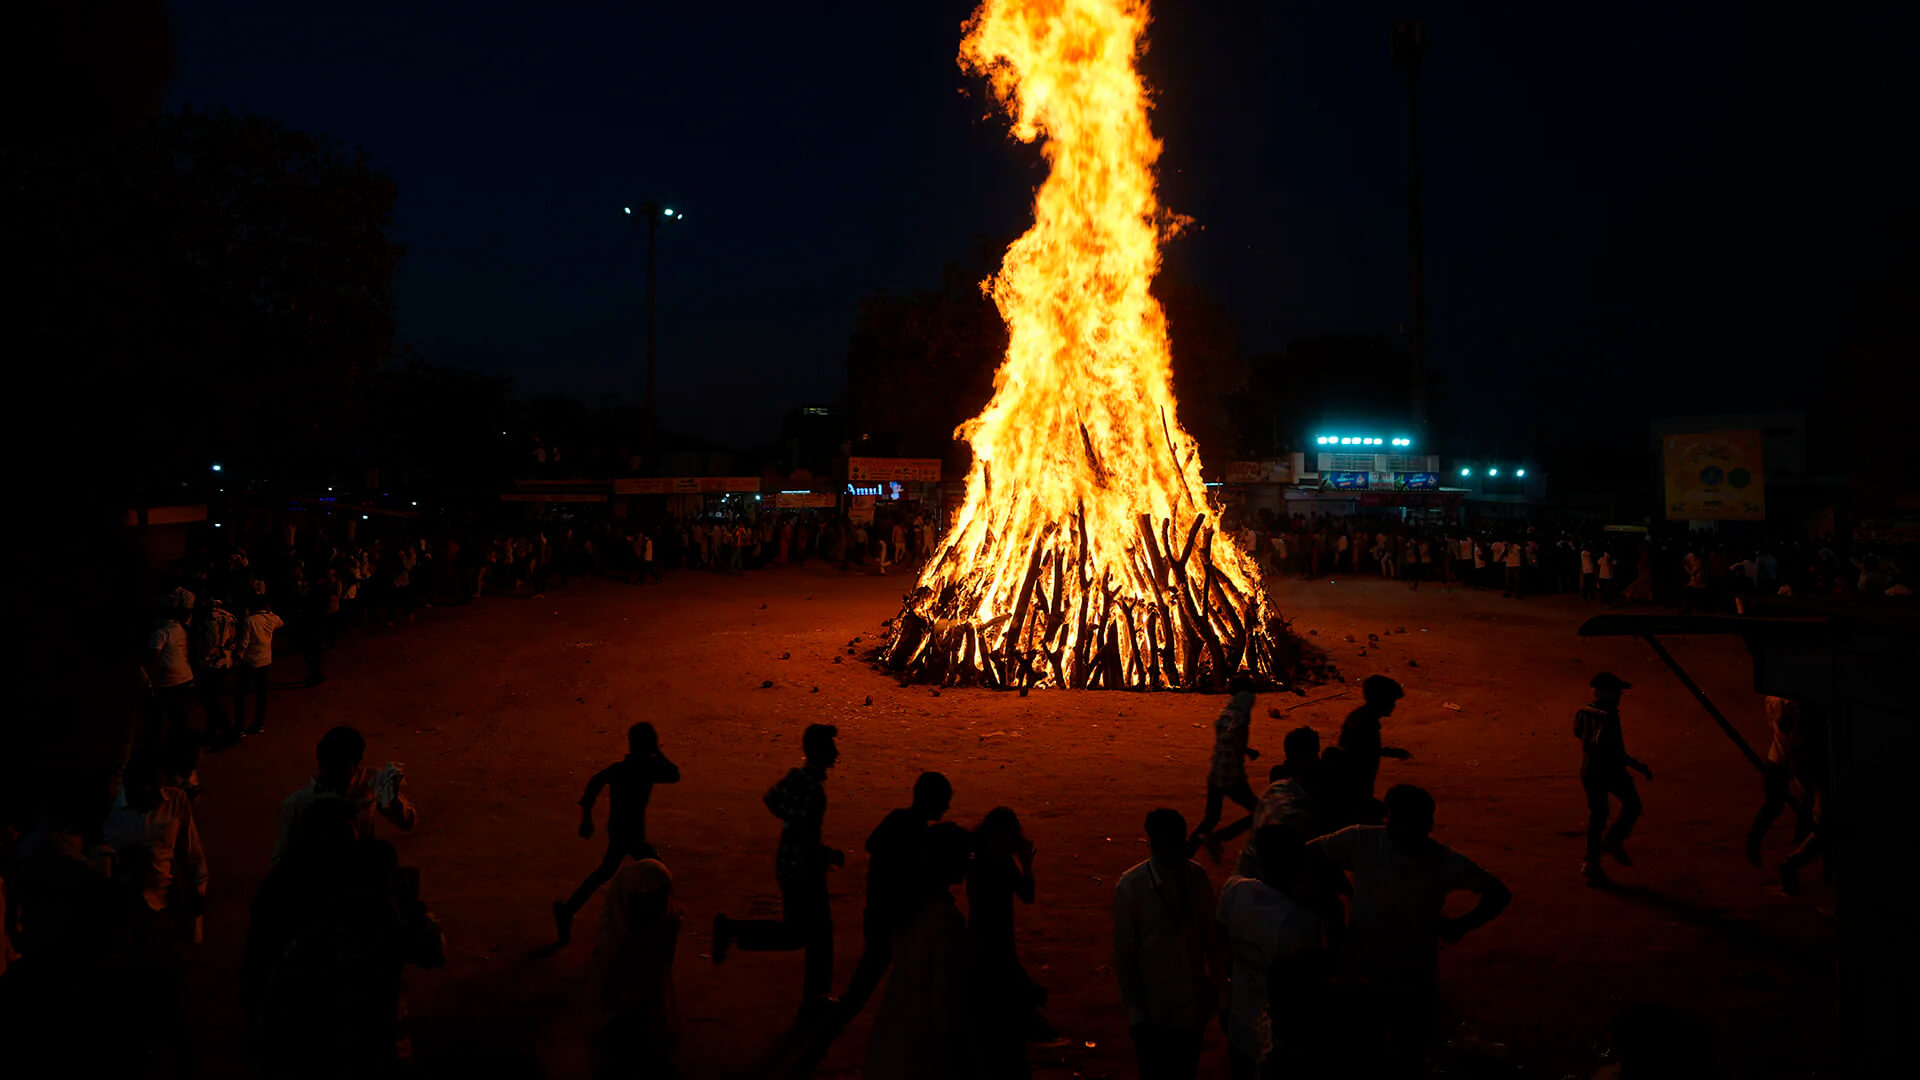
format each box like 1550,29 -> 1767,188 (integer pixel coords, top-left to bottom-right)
1579,605 -> 1920,1077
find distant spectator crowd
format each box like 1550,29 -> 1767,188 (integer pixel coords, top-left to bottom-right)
1230,511 -> 1913,608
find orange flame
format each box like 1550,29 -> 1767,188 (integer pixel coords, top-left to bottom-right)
889,0 -> 1275,690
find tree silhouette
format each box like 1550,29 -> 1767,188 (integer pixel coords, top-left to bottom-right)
8,107 -> 400,495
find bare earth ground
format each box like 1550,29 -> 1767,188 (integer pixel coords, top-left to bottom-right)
181,563 -> 1837,1079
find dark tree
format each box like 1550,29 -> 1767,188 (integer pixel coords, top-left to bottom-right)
8,107 -> 400,495
844,250 -> 1007,468
361,355 -> 520,496
1156,267 -> 1249,468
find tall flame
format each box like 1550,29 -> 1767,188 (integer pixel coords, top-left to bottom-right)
887,0 -> 1279,690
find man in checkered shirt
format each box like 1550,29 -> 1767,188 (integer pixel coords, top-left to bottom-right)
712,723 -> 845,1019
1190,676 -> 1262,862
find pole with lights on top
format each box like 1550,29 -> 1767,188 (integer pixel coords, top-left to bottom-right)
624,202 -> 684,460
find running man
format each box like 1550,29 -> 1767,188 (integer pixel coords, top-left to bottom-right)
553,722 -> 681,945
714,724 -> 845,1021
1190,676 -> 1261,862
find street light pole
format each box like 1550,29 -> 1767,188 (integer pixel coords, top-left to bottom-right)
1392,21 -> 1429,445
625,202 -> 682,463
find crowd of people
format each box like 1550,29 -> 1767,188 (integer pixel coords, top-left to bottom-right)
2,500 -> 1850,1078
2,652 -> 1763,1079
1232,511 -> 1913,609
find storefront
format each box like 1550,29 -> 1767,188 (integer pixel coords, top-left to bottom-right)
612,476 -> 762,518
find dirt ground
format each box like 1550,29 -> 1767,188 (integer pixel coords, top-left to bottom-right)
179,562 -> 1837,1079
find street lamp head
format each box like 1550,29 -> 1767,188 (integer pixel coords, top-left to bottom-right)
623,206 -> 632,214
662,207 -> 673,217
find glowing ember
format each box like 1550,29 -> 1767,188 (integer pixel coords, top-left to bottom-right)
885,0 -> 1288,690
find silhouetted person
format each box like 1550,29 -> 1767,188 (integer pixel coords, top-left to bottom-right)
1574,672 -> 1651,885
592,859 -> 682,1080
1315,743 -> 1367,832
970,806 -> 1049,1073
713,723 -> 844,1021
1114,808 -> 1226,1080
255,836 -> 445,1078
144,601 -> 195,745
1314,785 -> 1510,1076
794,771 -> 952,1074
234,596 -> 282,735
555,722 -> 682,945
273,725 -> 416,863
1217,826 -> 1325,1080
195,593 -> 241,746
1191,675 -> 1262,861
1237,726 -> 1328,880
864,822 -> 975,1080
1338,675 -> 1411,812
1746,696 -> 1823,867
245,798 -> 360,1058
0,873 -> 155,1075
102,749 -> 207,944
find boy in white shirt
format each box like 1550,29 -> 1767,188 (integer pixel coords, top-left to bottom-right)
235,598 -> 284,736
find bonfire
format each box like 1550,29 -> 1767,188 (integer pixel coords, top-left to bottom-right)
884,0 -> 1295,691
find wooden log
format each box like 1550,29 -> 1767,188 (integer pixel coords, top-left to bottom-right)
1160,406 -> 1196,509
1048,541 -> 1066,634
1144,610 -> 1163,688
1100,623 -> 1124,688
982,650 -> 1004,690
1079,420 -> 1112,488
1169,529 -> 1227,687
1071,508 -> 1093,682
1044,621 -> 1068,687
1210,575 -> 1245,644
1132,525 -> 1185,678
1177,513 -> 1207,570
1003,528 -> 1054,679
1136,514 -> 1168,583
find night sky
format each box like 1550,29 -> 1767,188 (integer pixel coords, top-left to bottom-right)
164,1 -> 1910,453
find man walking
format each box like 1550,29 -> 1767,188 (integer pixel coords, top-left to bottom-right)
145,601 -> 196,746
1574,672 -> 1652,885
1313,786 -> 1510,1075
553,721 -> 682,946
194,595 -> 241,747
1114,808 -> 1226,1080
794,771 -> 953,1074
1751,699 -> 1820,864
714,724 -> 845,1021
234,597 -> 283,737
1190,676 -> 1261,861
1337,676 -> 1412,816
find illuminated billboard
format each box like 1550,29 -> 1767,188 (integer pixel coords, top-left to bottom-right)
1663,431 -> 1765,520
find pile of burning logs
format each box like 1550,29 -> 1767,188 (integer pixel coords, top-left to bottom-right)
882,510 -> 1292,691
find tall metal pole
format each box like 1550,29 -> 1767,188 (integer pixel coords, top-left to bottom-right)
1393,21 -> 1429,443
646,209 -> 658,460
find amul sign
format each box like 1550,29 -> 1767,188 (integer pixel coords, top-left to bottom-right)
848,457 -> 942,484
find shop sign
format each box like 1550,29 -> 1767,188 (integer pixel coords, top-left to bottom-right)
848,457 -> 942,483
